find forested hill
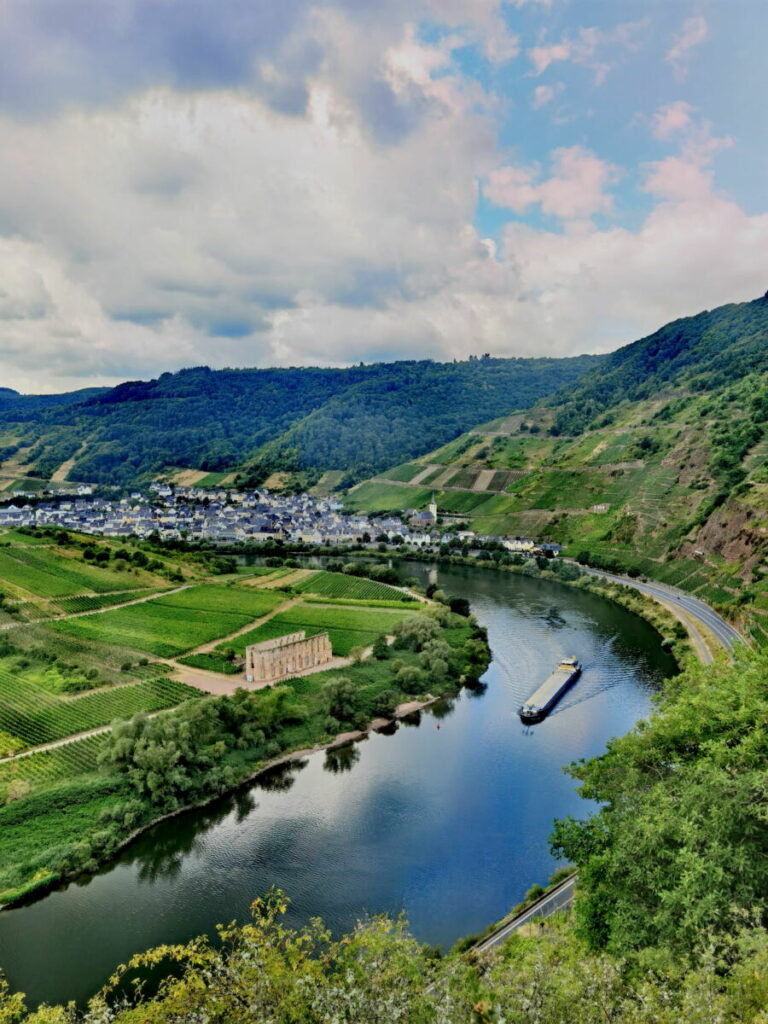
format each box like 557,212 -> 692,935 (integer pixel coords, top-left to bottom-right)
0,386 -> 107,413
0,355 -> 600,489
348,294 -> 768,638
548,293 -> 768,435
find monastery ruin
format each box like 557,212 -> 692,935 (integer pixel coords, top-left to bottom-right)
245,630 -> 333,684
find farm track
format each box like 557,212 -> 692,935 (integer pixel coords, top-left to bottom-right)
0,583 -> 194,632
184,596 -> 303,655
0,714 -> 165,765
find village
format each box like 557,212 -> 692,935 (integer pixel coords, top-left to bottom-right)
0,482 -> 561,556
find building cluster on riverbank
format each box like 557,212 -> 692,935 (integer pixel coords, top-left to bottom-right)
0,483 -> 561,555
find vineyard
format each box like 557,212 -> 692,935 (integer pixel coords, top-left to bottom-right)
177,653 -> 241,674
54,590 -> 155,614
0,734 -> 109,793
219,600 -> 412,659
292,571 -> 409,603
0,548 -> 139,599
0,669 -> 197,751
50,585 -> 284,657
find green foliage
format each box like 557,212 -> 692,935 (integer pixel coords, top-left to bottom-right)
392,613 -> 442,651
176,652 -> 242,674
322,676 -> 359,724
552,647 -> 768,956
0,356 -> 600,488
6,889 -> 768,1022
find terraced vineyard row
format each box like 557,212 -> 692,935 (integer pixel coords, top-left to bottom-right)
55,589 -> 155,614
292,571 -> 408,603
0,547 -> 138,598
219,601 -> 411,659
0,734 -> 109,791
50,584 -> 284,657
0,668 -> 197,749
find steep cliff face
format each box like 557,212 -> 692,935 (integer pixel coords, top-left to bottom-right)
680,501 -> 767,578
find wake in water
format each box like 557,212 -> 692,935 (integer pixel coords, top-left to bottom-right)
552,634 -> 649,715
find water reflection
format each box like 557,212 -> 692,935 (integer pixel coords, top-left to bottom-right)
0,561 -> 677,1009
324,744 -> 361,774
255,759 -> 307,793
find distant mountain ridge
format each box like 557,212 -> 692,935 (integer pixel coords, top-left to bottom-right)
0,355 -> 600,489
348,294 -> 768,641
0,386 -> 107,414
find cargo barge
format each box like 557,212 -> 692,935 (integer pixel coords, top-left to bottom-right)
519,656 -> 582,722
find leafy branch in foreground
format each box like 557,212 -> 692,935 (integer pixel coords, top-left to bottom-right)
552,646 -> 768,957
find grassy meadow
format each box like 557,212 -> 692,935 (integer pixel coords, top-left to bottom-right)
0,537 -> 465,903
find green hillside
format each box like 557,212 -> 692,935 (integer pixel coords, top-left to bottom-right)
0,356 -> 599,491
349,294 -> 768,633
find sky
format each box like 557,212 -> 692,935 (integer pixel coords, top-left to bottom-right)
1,0 -> 767,392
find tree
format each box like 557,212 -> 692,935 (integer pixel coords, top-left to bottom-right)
322,677 -> 358,724
395,665 -> 426,696
449,597 -> 470,617
371,635 -> 390,660
551,648 -> 768,956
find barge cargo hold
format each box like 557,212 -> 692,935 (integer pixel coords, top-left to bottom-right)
519,656 -> 581,722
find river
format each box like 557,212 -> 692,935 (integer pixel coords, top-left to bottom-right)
0,562 -> 676,1007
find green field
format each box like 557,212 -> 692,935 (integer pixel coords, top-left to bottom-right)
0,733 -> 109,794
345,482 -> 433,512
49,585 -> 284,657
54,589 -> 155,614
380,463 -> 427,483
219,602 -> 412,658
0,547 -> 140,599
0,668 -> 197,751
176,652 -> 241,674
292,571 -> 409,603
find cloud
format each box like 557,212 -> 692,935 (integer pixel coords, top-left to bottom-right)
485,146 -> 618,220
651,100 -> 694,139
528,20 -> 646,83
645,102 -> 732,202
425,0 -> 520,63
0,0 -> 515,126
498,184 -> 768,358
0,0 -> 763,398
532,82 -> 563,108
666,16 -> 708,80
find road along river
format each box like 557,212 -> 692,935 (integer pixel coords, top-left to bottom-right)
0,563 -> 677,1008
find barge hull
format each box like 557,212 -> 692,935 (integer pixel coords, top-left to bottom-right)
519,664 -> 581,722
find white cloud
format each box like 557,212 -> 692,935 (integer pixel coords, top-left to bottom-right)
485,146 -> 618,220
0,0 -> 763,398
498,186 -> 768,358
528,20 -> 646,83
666,16 -> 708,80
532,82 -> 564,108
645,102 -> 733,203
426,0 -> 520,63
651,100 -> 694,139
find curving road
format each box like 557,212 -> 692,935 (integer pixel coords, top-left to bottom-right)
577,566 -> 743,664
474,874 -> 578,953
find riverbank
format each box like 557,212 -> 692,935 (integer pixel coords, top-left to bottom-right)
0,608 -> 488,909
0,560 -> 677,1009
0,693 -> 443,912
386,550 -> 696,666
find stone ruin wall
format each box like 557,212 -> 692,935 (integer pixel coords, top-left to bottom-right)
245,630 -> 333,684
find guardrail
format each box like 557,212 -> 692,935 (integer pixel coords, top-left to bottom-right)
473,872 -> 578,953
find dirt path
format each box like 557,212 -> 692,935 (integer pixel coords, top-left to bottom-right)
50,441 -> 89,483
0,583 -> 195,632
184,595 -> 301,656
